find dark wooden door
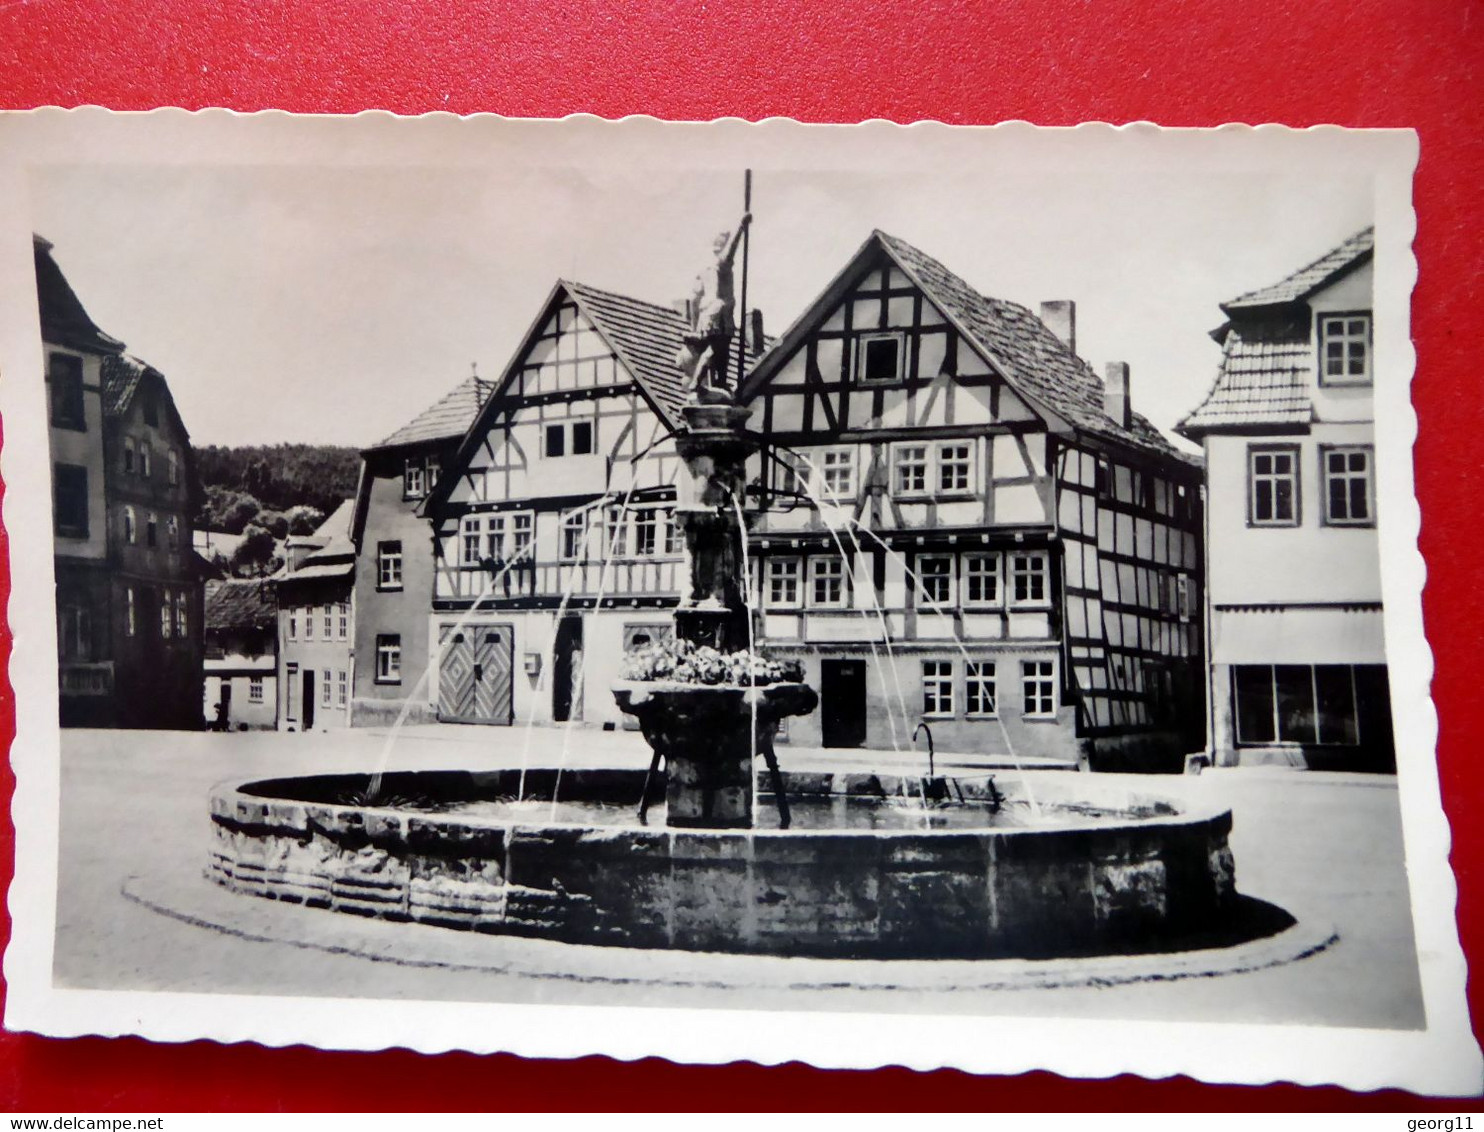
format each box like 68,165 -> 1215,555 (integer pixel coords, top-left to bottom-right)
302,670 -> 315,730
552,615 -> 583,723
820,658 -> 867,747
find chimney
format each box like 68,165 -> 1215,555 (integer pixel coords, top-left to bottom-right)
1040,300 -> 1076,355
749,308 -> 766,357
1105,362 -> 1132,430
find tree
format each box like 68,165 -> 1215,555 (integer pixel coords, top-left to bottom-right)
286,505 -> 325,536
230,524 -> 277,577
257,509 -> 290,540
219,492 -> 262,535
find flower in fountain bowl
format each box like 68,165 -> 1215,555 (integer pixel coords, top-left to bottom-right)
620,638 -> 805,688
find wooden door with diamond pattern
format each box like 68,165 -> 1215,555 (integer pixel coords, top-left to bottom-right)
438,623 -> 513,725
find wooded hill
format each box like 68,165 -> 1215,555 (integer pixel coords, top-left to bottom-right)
195,443 -> 360,533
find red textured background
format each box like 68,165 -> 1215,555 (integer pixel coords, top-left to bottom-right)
0,0 -> 1480,1112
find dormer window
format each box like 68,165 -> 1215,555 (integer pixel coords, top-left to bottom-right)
1318,312 -> 1371,385
857,332 -> 905,385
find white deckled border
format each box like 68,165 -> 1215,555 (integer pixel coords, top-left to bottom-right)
0,110 -> 1474,1095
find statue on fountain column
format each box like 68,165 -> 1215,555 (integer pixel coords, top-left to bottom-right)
676,212 -> 752,405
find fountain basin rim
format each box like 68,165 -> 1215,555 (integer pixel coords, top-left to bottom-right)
213,768 -> 1232,839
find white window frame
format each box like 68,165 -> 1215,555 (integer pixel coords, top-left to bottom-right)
461,514 -> 483,564
337,669 -> 348,709
1321,445 -> 1375,527
1318,311 -> 1371,386
966,660 -> 998,717
632,508 -> 660,557
560,510 -> 587,561
915,553 -> 955,608
139,443 -> 152,479
856,330 -> 907,385
1022,659 -> 1058,718
510,511 -> 535,560
249,675 -> 264,704
766,557 -> 801,609
1008,551 -> 1049,607
891,443 -> 929,497
285,663 -> 299,722
122,506 -> 136,544
159,592 -> 172,640
935,441 -> 975,495
338,601 -> 350,640
166,515 -> 179,549
125,586 -> 136,637
963,553 -> 1002,608
304,604 -> 314,640
808,556 -> 848,609
167,449 -> 179,486
287,608 -> 297,640
175,590 -> 187,638
375,635 -> 402,684
817,448 -> 855,503
404,457 -> 427,500
378,540 -> 403,590
123,438 -> 135,474
322,603 -> 333,638
321,670 -> 332,708
922,660 -> 955,717
1248,446 -> 1300,527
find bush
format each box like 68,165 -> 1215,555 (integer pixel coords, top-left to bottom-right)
230,523 -> 278,576
620,638 -> 804,687
257,509 -> 290,540
285,504 -> 325,536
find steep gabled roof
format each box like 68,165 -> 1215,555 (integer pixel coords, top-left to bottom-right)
424,280 -> 691,514
99,352 -> 191,441
1220,226 -> 1374,313
372,375 -> 495,451
205,578 -> 276,633
33,235 -> 126,356
742,230 -> 1183,461
564,280 -> 690,420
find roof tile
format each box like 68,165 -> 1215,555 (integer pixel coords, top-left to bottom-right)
374,376 -> 495,450
1222,227 -> 1374,311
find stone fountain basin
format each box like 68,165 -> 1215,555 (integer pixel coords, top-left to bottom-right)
208,768 -> 1238,960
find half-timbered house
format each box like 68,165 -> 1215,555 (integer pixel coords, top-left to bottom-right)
740,232 -> 1205,767
1178,227 -> 1391,771
422,282 -> 697,728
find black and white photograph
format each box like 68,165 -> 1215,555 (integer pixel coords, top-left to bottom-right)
0,112 -> 1472,1093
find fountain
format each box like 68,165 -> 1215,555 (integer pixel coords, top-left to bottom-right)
206,194 -> 1251,961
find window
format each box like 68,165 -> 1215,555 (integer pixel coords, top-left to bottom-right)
338,601 -> 349,640
922,660 -> 954,716
605,509 -> 629,557
139,444 -> 152,479
145,512 -> 158,549
1022,660 -> 1057,717
404,458 -> 427,500
167,449 -> 179,486
1234,664 -> 1363,746
123,438 -> 136,474
377,540 -> 403,590
510,513 -> 534,560
175,590 -> 187,638
1249,446 -> 1299,526
322,603 -> 333,637
820,449 -> 854,501
322,672 -> 332,707
286,664 -> 299,722
937,442 -> 973,493
1319,313 -> 1371,385
1322,446 -> 1374,526
484,514 -> 506,561
121,505 -> 136,545
776,451 -> 807,497
966,661 -> 997,716
53,464 -> 89,538
48,353 -> 85,430
376,635 -> 402,684
544,423 -> 566,458
766,557 -> 801,608
125,586 -> 136,637
633,509 -> 659,557
160,591 -> 173,640
561,511 -> 587,560
893,445 -> 928,495
572,420 -> 594,455
964,554 -> 1001,606
304,605 -> 314,639
857,332 -> 905,384
461,515 -> 482,563
58,605 -> 92,662
249,676 -> 264,704
167,516 -> 179,549
337,670 -> 348,709
1177,575 -> 1194,622
916,554 -> 954,606
809,556 -> 847,608
1009,552 -> 1048,605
